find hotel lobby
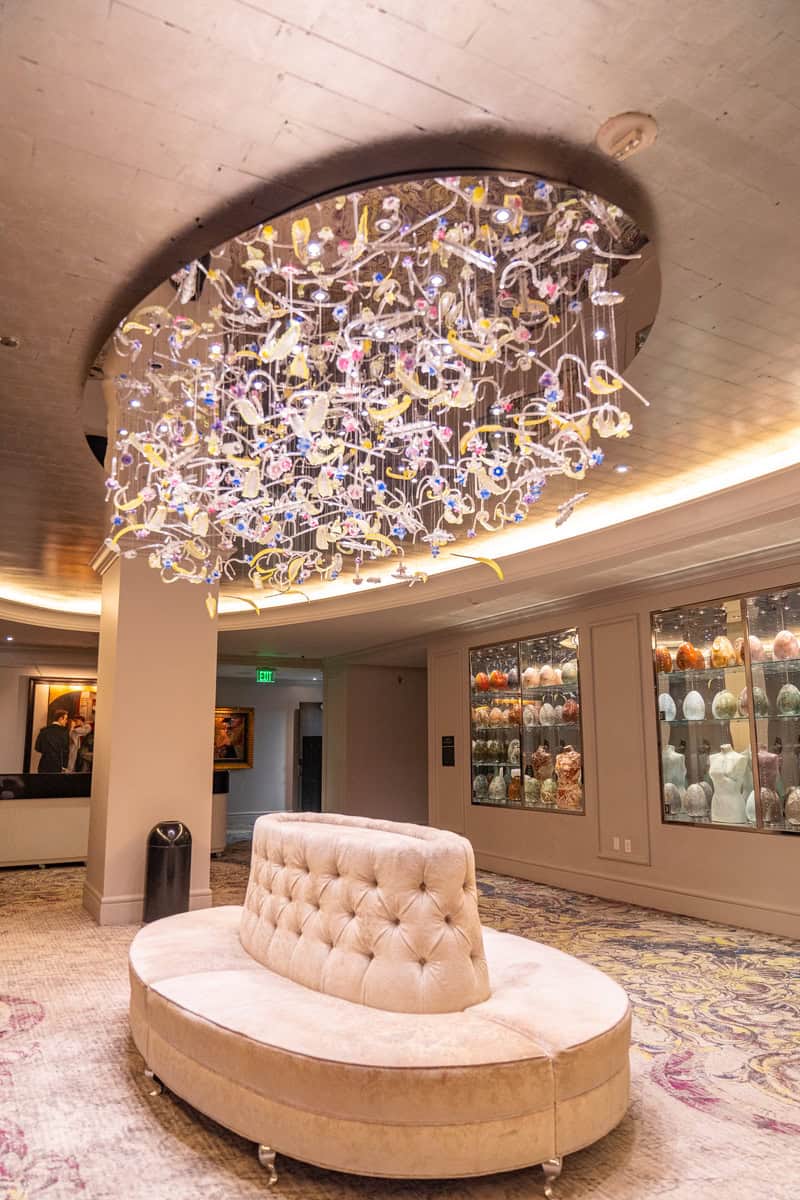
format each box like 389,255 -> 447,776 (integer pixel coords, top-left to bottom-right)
1,2 -> 799,1197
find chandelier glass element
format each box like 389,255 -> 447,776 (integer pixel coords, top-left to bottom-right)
105,173 -> 650,596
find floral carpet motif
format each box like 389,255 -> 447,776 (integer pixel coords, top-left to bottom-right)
0,853 -> 798,1199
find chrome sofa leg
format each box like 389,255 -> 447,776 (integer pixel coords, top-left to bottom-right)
257,1144 -> 278,1185
542,1156 -> 563,1197
143,1067 -> 162,1096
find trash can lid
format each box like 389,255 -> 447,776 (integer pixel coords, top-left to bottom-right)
148,821 -> 191,846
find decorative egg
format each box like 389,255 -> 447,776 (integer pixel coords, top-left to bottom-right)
700,781 -> 713,803
777,683 -> 800,716
562,698 -> 580,723
561,659 -> 579,686
489,669 -> 508,690
507,666 -> 519,689
655,647 -> 673,673
539,664 -> 559,686
553,704 -> 564,724
663,783 -> 683,814
784,786 -> 800,827
734,635 -> 765,664
472,740 -> 485,762
474,672 -> 490,692
738,686 -> 769,718
486,740 -> 502,760
773,630 -> 800,660
658,692 -> 677,722
539,702 -> 556,726
472,773 -> 488,800
473,705 -> 490,726
693,646 -> 707,669
676,642 -> 697,671
522,704 -> 538,728
508,739 -> 521,765
489,706 -> 505,726
540,778 -> 557,805
685,783 -> 710,816
553,668 -> 563,684
524,775 -> 540,805
506,701 -> 522,725
521,666 -> 540,688
487,772 -> 507,802
761,788 -> 783,826
711,689 -> 737,720
682,690 -> 706,721
710,636 -> 736,668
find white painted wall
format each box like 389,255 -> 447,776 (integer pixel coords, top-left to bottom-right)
215,677 -> 324,838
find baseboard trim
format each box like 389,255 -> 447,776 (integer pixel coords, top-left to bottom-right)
82,884 -> 213,926
475,851 -> 800,939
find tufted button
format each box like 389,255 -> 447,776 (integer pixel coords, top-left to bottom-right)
418,958 -> 427,966
444,915 -> 452,924
392,917 -> 400,926
419,882 -> 427,892
367,951 -> 375,960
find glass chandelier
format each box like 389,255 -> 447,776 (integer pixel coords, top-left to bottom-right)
105,173 -> 649,598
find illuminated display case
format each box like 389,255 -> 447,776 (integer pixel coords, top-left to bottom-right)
469,627 -> 583,813
652,590 -> 800,834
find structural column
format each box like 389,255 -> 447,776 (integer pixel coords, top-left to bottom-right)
83,553 -> 218,924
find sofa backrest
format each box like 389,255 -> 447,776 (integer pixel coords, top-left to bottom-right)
239,812 -> 490,1013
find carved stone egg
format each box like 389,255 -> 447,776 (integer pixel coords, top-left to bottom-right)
522,704 -> 538,728
538,702 -> 556,726
682,690 -> 706,721
507,665 -> 519,689
655,647 -> 672,674
472,773 -> 489,800
773,630 -> 800,660
521,666 -> 540,689
561,659 -> 579,686
488,707 -> 505,727
658,692 -> 677,722
776,683 -> 800,716
539,664 -> 559,686
710,636 -> 736,668
676,642 -> 697,671
711,689 -> 737,720
685,783 -> 710,816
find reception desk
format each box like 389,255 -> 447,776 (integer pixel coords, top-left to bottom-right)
0,773 -> 229,868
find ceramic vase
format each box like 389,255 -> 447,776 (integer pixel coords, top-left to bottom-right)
685,783 -> 710,817
777,683 -> 800,716
473,773 -> 488,801
784,786 -> 800,827
773,630 -> 800,660
487,771 -> 507,803
711,689 -> 737,720
682,690 -> 705,721
663,783 -> 683,814
658,692 -> 677,722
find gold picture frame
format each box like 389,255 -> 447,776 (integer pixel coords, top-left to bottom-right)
213,706 -> 254,770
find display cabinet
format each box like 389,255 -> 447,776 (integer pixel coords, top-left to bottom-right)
469,627 -> 583,813
652,590 -> 800,834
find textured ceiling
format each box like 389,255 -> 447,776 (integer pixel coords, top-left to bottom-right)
2,0 -> 800,626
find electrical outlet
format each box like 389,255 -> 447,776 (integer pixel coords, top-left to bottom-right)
612,836 -> 620,851
624,838 -> 632,854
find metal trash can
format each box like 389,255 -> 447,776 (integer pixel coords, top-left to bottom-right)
143,821 -> 192,923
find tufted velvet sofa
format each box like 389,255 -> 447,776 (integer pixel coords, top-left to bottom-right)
129,813 -> 631,1192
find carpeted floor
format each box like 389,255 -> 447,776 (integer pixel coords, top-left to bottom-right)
1,851 -> 798,1199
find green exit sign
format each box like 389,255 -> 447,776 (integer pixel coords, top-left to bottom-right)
256,669 -> 276,684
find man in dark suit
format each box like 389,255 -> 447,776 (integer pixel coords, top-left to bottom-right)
35,709 -> 69,772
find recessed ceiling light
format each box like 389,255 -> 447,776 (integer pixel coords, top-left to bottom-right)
306,242 -> 322,258
0,335 -> 20,349
311,288 -> 329,302
596,111 -> 658,161
5,635 -> 13,642
376,218 -> 393,232
593,328 -> 608,341
573,237 -> 591,251
429,273 -> 445,288
613,464 -> 630,474
493,207 -> 512,224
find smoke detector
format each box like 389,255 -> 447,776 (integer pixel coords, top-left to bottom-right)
596,112 -> 657,161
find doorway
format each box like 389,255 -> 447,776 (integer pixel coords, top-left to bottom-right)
294,701 -> 323,812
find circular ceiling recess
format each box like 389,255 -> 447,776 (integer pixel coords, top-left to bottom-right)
106,172 -> 655,601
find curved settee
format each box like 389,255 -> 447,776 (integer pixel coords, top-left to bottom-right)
129,813 -> 630,1191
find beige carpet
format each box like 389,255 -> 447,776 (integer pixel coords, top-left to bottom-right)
1,853 -> 799,1199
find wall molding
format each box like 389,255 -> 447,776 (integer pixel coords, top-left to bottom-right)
475,851 -> 800,939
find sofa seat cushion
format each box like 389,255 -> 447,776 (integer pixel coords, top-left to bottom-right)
130,906 -> 628,1145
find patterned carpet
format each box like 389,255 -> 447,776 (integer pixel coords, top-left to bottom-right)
1,851 -> 798,1199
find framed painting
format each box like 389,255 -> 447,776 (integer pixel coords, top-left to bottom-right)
24,678 -> 98,773
213,706 -> 254,770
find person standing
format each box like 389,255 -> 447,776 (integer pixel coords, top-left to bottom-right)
67,716 -> 92,772
34,709 -> 70,773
